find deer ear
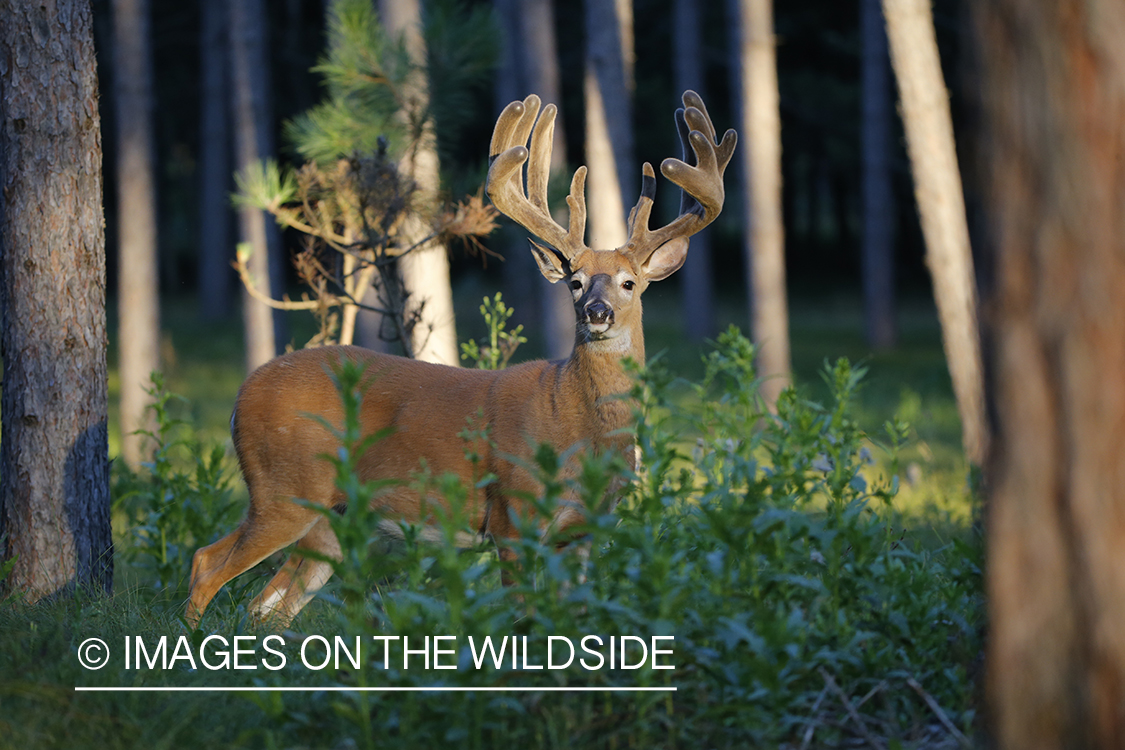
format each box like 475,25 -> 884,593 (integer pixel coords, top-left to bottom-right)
642,237 -> 689,282
529,239 -> 568,283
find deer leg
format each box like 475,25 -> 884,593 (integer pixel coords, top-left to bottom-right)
248,515 -> 341,627
186,506 -> 320,628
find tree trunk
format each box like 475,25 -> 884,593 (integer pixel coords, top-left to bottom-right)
493,0 -> 536,354
377,0 -> 459,366
112,0 -> 160,467
883,0 -> 985,465
0,0 -> 113,600
584,0 -> 634,250
733,0 -> 791,405
977,2 -> 1125,746
198,0 -> 233,322
521,0 -> 574,360
230,0 -> 288,372
861,0 -> 896,349
673,0 -> 716,343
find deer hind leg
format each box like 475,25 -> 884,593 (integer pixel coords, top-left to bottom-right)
248,514 -> 341,627
186,505 -> 321,628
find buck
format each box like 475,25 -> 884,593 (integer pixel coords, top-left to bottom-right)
185,91 -> 736,628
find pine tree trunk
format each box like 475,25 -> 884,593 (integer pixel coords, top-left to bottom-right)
883,0 -> 985,465
230,0 -> 287,372
521,0 -> 574,360
584,0 -> 634,250
377,0 -> 459,366
198,0 -> 233,322
0,0 -> 113,599
861,0 -> 896,349
673,0 -> 716,343
978,1 -> 1125,745
112,0 -> 160,467
733,0 -> 791,405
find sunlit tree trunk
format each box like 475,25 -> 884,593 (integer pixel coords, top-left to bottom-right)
198,0 -> 233,322
978,1 -> 1125,746
584,0 -> 634,250
673,0 -> 716,343
230,0 -> 287,372
377,0 -> 459,366
733,0 -> 790,405
861,0 -> 896,349
0,0 -> 113,599
883,0 -> 985,465
112,0 -> 159,467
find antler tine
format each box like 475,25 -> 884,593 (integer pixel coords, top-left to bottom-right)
486,96 -> 587,259
625,90 -> 737,263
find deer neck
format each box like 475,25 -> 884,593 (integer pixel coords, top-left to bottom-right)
560,313 -> 645,442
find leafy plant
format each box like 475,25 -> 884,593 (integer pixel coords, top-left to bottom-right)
114,374 -> 239,593
236,326 -> 981,748
459,293 -> 527,370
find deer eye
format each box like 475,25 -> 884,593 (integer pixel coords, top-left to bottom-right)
570,279 -> 583,291
622,280 -> 635,291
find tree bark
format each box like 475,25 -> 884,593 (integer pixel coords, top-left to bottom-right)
198,0 -> 233,322
0,0 -> 113,599
375,0 -> 459,366
733,0 -> 791,406
112,0 -> 160,467
230,0 -> 288,372
883,0 -> 985,465
521,0 -> 574,360
673,0 -> 716,343
861,0 -> 896,349
978,1 -> 1125,746
584,0 -> 635,251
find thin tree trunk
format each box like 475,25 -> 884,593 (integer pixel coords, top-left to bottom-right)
673,0 -> 716,343
493,0 -> 535,351
230,0 -> 287,372
978,1 -> 1125,746
378,0 -> 459,366
734,0 -> 791,405
112,0 -> 160,467
0,0 -> 113,599
584,0 -> 634,250
883,0 -> 985,465
861,0 -> 896,349
521,0 -> 574,360
198,0 -> 233,322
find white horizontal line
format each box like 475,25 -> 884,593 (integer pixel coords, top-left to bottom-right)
74,686 -> 675,693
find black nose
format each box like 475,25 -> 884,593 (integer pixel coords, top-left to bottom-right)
585,301 -> 614,326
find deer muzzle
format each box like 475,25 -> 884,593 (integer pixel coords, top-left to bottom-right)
584,300 -> 614,335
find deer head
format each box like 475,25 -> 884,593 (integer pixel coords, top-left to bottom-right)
485,90 -> 737,348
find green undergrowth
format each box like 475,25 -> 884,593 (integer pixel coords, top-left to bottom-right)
2,325 -> 984,749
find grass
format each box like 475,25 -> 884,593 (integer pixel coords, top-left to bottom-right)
2,284 -> 980,749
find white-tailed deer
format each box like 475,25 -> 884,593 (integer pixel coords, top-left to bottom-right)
186,91 -> 736,628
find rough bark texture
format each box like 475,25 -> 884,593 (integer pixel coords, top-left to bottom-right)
377,0 -> 459,366
673,0 -> 716,342
198,0 -> 232,321
883,0 -> 986,464
112,0 -> 159,467
860,0 -> 896,349
230,0 -> 287,372
0,0 -> 113,599
978,1 -> 1125,746
584,0 -> 634,250
734,0 -> 791,405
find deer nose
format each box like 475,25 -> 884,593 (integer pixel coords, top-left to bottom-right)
585,301 -> 614,326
